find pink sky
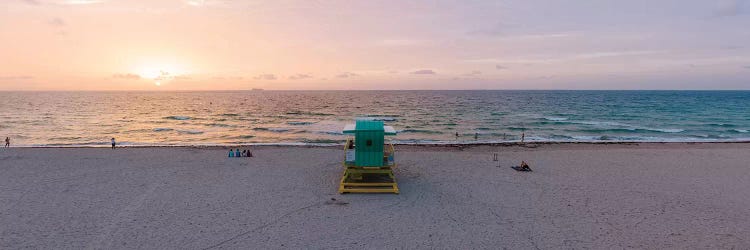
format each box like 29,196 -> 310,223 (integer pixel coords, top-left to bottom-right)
1,0 -> 749,90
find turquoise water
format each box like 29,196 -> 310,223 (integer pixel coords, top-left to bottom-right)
0,90 -> 748,146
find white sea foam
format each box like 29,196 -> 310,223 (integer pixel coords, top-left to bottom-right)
572,136 -> 604,141
568,119 -> 684,133
268,128 -> 291,132
317,131 -> 344,135
287,121 -> 314,125
644,128 -> 684,133
544,117 -> 568,121
177,130 -> 204,134
569,120 -> 626,127
165,116 -> 192,120
358,117 -> 398,121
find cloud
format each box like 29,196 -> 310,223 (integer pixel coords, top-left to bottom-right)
186,0 -> 224,7
467,22 -> 503,36
253,74 -> 276,80
212,76 -> 243,80
505,33 -> 574,40
496,65 -> 508,70
112,73 -> 141,80
336,72 -> 358,78
411,69 -> 436,75
0,75 -> 34,80
153,71 -> 172,81
21,0 -> 42,5
467,21 -> 576,40
20,0 -> 105,5
378,39 -> 425,46
48,18 -> 65,27
713,0 -> 745,17
187,0 -> 206,6
721,45 -> 744,50
288,74 -> 313,80
465,50 -> 662,64
454,71 -> 482,80
62,0 -> 104,4
463,71 -> 481,76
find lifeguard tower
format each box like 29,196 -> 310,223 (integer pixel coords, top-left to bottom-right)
339,120 -> 398,194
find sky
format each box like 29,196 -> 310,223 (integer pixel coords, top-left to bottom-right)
1,0 -> 749,90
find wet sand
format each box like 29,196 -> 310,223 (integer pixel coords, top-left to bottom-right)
1,143 -> 749,249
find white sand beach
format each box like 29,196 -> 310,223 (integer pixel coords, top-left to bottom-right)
1,143 -> 749,249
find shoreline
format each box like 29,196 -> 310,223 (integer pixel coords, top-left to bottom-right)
5,140 -> 750,149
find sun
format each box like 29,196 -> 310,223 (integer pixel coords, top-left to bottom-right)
135,64 -> 185,86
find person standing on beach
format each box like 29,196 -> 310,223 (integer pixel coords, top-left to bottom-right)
474,133 -> 478,140
4,137 -> 9,147
521,133 -> 525,143
111,138 -> 116,149
455,132 -> 459,140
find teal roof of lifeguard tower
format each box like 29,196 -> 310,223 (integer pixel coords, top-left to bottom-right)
343,119 -> 397,135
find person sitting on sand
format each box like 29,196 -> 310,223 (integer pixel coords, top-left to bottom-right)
4,137 -> 9,148
111,138 -> 116,149
520,161 -> 531,171
242,150 -> 247,157
246,149 -> 253,157
235,149 -> 241,157
228,150 -> 234,157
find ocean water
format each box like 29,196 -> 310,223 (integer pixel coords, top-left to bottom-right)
0,90 -> 749,147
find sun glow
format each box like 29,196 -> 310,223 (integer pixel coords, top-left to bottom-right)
138,68 -> 163,80
135,63 -> 185,86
